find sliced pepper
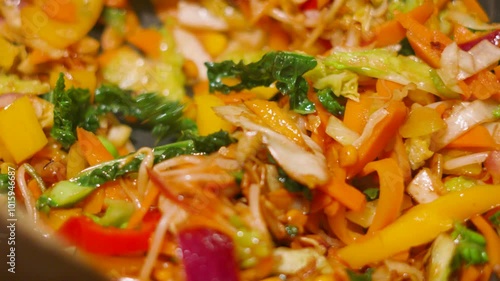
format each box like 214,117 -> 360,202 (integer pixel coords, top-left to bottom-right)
0,96 -> 48,163
58,211 -> 160,255
336,185 -> 500,269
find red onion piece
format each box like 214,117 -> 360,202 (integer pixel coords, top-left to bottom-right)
459,30 -> 500,51
485,150 -> 500,184
179,227 -> 239,281
0,93 -> 22,108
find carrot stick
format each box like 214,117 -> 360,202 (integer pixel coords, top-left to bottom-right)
127,183 -> 160,229
460,265 -> 482,281
462,0 -> 490,22
76,127 -> 114,166
453,24 -> 483,45
327,205 -> 362,245
343,94 -> 374,134
446,125 -> 498,150
362,158 -> 404,235
320,146 -> 367,211
81,186 -> 105,214
374,1 -> 434,47
28,49 -> 52,65
346,101 -> 407,179
397,12 -> 452,68
126,28 -> 162,58
470,215 -> 500,275
465,69 -> 500,101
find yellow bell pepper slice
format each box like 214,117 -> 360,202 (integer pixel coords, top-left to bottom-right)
336,185 -> 500,269
194,94 -> 232,136
21,0 -> 103,50
0,36 -> 19,70
0,96 -> 48,163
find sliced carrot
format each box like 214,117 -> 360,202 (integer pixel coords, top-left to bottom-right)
470,215 -> 500,275
453,24 -> 483,45
495,65 -> 500,81
126,28 -> 162,58
460,265 -> 483,281
42,0 -> 77,23
397,12 -> 452,68
362,158 -> 404,235
343,94 -> 374,135
244,99 -> 306,147
446,125 -> 498,150
435,0 -> 451,9
346,101 -> 407,179
327,205 -> 362,245
462,0 -> 489,22
80,186 -> 105,215
374,1 -> 434,47
98,48 -> 121,67
76,127 -> 115,166
465,69 -> 500,100
27,179 -> 42,200
127,183 -> 160,229
320,146 -> 367,212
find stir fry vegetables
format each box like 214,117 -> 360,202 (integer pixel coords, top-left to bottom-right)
1,0 -> 500,280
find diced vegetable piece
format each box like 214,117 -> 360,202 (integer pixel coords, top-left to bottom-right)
0,36 -> 19,70
179,227 -> 239,281
399,106 -> 445,138
37,181 -> 94,208
451,223 -> 489,265
194,94 -> 233,136
0,96 -> 48,163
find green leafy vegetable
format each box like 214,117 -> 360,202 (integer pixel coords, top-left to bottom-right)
278,166 -> 312,200
316,88 -> 346,117
50,74 -> 98,149
444,176 -> 476,192
206,51 -> 317,114
451,223 -> 489,266
387,0 -> 423,19
398,37 -> 415,56
346,268 -> 373,281
324,48 -> 460,98
305,61 -> 360,101
94,84 -> 185,142
489,211 -> 500,226
179,129 -> 236,154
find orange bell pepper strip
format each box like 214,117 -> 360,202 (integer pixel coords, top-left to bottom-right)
327,205 -> 362,245
373,1 -> 434,47
361,158 -> 404,235
244,99 -> 307,148
346,101 -> 407,179
343,94 -> 374,135
76,127 -> 115,166
397,12 -> 453,68
465,70 -> 500,101
320,146 -> 367,212
446,125 -> 499,150
336,185 -> 500,269
470,215 -> 500,275
462,0 -> 489,22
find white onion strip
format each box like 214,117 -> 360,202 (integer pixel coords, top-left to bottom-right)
16,165 -> 38,224
443,152 -> 490,170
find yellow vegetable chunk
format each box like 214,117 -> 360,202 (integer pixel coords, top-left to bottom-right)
399,106 -> 445,138
0,96 -> 48,163
0,36 -> 19,70
194,94 -> 232,136
336,185 -> 500,269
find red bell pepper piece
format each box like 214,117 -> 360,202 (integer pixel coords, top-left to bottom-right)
58,211 -> 160,255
